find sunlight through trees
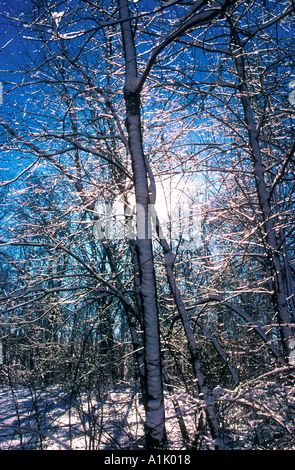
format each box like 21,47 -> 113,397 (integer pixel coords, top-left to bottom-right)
0,0 -> 295,451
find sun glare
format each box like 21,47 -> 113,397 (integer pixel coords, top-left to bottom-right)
94,174 -> 201,249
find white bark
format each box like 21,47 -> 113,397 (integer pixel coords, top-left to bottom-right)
118,0 -> 167,449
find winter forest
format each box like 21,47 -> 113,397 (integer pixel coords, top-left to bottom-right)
0,0 -> 295,452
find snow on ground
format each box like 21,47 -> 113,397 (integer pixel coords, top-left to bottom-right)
0,386 -> 198,450
0,379 -> 295,450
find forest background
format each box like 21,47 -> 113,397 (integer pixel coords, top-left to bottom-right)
0,0 -> 295,451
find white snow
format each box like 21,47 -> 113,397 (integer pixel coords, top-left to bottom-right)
52,11 -> 64,27
0,386 -> 196,450
0,380 -> 294,450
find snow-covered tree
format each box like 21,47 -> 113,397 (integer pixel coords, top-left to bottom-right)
0,0 -> 294,451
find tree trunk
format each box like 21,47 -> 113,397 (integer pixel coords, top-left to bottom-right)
118,0 -> 167,449
149,199 -> 223,447
230,27 -> 295,360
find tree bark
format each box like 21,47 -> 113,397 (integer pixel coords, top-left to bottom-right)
118,0 -> 167,449
149,198 -> 223,447
230,25 -> 295,360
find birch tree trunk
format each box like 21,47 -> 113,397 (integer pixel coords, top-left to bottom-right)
118,0 -> 167,449
230,25 -> 295,361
